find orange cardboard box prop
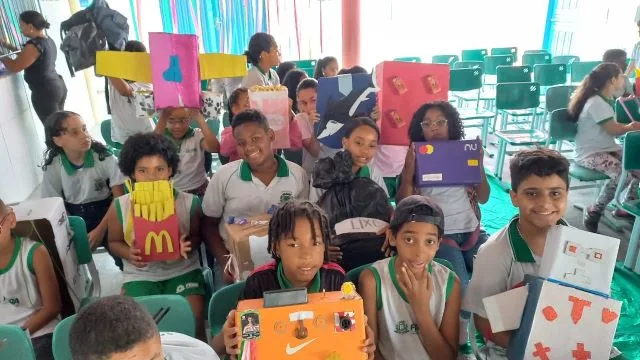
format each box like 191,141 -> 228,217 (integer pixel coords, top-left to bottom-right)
126,180 -> 180,262
224,215 -> 271,281
235,283 -> 366,359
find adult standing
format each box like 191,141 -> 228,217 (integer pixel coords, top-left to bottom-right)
1,11 -> 67,123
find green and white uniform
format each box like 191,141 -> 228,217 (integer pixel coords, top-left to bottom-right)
0,237 -> 59,337
574,95 -> 621,163
369,256 -> 456,360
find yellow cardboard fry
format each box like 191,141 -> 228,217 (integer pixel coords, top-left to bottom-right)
141,205 -> 149,220
156,203 -> 164,221
134,204 -> 141,217
164,199 -> 174,217
149,204 -> 157,222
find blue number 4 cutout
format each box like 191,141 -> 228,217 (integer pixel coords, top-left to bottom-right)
162,55 -> 183,83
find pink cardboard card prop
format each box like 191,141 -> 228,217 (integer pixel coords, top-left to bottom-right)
249,85 -> 290,149
374,62 -> 450,145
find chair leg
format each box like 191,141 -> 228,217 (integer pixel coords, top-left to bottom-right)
627,218 -> 640,273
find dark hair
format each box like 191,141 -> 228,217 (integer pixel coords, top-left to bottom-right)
343,117 -> 380,142
509,148 -> 570,191
276,61 -> 297,81
337,66 -> 367,75
124,40 -> 147,52
244,32 -> 276,66
227,87 -> 249,124
602,49 -> 627,70
267,200 -> 332,262
297,78 -> 318,94
313,56 -> 338,79
408,101 -> 465,142
231,109 -> 270,132
118,132 -> 180,178
70,296 -> 158,360
19,11 -> 50,30
568,63 -> 621,122
42,111 -> 111,171
282,69 -> 308,113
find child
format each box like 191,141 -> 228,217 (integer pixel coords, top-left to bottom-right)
41,111 -> 125,259
463,149 -> 571,358
155,107 -> 220,197
603,49 -> 633,97
280,69 -> 308,165
105,132 -> 206,340
295,78 -> 324,175
313,56 -> 339,79
241,32 -> 281,88
309,117 -> 389,202
219,87 -> 250,163
213,200 -> 375,358
107,40 -> 154,144
360,195 -> 461,360
568,63 -> 640,232
202,109 -> 309,285
0,199 -> 61,360
70,295 -> 218,360
282,69 -> 308,113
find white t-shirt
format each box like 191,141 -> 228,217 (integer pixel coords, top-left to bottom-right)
160,332 -> 219,359
109,81 -> 154,144
573,95 -> 621,162
170,128 -> 207,192
202,156 -> 309,249
41,150 -> 126,204
419,186 -> 478,234
241,66 -> 280,88
309,164 -> 389,203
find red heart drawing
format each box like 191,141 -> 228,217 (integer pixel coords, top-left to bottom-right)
602,308 -> 618,324
542,306 -> 558,321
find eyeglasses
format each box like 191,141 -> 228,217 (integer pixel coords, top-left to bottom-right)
420,119 -> 448,129
60,126 -> 89,137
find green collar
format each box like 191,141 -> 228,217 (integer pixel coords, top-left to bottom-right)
597,94 -> 615,109
507,216 -> 568,263
0,237 -> 21,275
276,261 -> 321,292
61,149 -> 95,175
256,64 -> 269,77
239,155 -> 290,182
356,165 -> 371,178
389,256 -> 432,304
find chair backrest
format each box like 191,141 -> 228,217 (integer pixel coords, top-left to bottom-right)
136,295 -> 196,337
452,61 -> 484,71
483,55 -> 513,76
394,56 -> 421,63
495,82 -> 540,110
209,281 -> 246,337
206,118 -> 221,137
623,131 -> 640,171
549,108 -> 577,141
534,63 -> 567,86
461,49 -> 488,62
67,216 -> 92,265
496,65 -> 532,83
52,315 -> 75,360
431,54 -> 459,64
552,55 -> 580,65
450,68 -> 484,92
570,61 -> 601,83
522,51 -> 552,67
491,47 -> 518,62
523,49 -> 548,55
615,97 -> 640,124
292,59 -> 317,77
545,85 -> 576,112
0,325 -> 36,359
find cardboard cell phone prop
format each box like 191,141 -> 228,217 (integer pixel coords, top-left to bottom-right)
414,139 -> 483,187
235,283 -> 366,359
374,61 -> 450,146
96,32 -> 247,109
315,74 -> 378,149
249,85 -> 291,149
125,180 -> 180,262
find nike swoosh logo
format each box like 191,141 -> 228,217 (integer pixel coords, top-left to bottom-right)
285,338 -> 317,355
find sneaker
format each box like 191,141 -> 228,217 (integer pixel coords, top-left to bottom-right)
583,206 -> 601,233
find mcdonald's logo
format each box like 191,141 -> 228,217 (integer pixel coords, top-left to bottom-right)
144,230 -> 174,255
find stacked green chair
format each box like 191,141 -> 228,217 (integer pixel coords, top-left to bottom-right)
496,65 -> 532,83
522,51 -> 551,67
614,131 -> 640,273
534,63 -> 567,87
100,120 -> 123,156
208,281 -> 246,339
394,56 -> 421,63
450,68 -> 495,145
570,61 -> 601,83
552,55 -> 580,64
461,49 -> 488,62
523,49 -> 548,55
453,61 -> 484,71
483,55 -> 513,85
491,47 -> 518,62
432,54 -> 459,64
292,59 -> 317,77
0,325 -> 36,359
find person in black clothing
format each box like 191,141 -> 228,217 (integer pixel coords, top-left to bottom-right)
1,11 -> 67,123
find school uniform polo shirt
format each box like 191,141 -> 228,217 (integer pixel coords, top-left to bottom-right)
573,95 -> 622,163
40,150 -> 126,204
309,164 -> 389,203
202,156 -> 309,249
167,128 -> 207,192
241,66 -> 280,88
462,216 -> 568,319
241,261 -> 345,300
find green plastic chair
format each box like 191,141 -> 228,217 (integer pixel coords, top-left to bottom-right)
67,216 -> 92,265
0,325 -> 36,359
615,131 -> 640,273
522,51 -> 551,67
570,61 -> 601,83
394,56 -> 421,63
539,85 -> 577,131
432,54 -> 459,64
208,281 -> 246,338
450,68 -> 495,143
483,55 -> 513,76
461,49 -> 488,62
136,295 -> 196,336
534,63 -> 567,87
523,49 -> 548,55
452,61 -> 484,71
552,55 -> 580,64
222,111 -> 231,128
491,47 -> 518,62
615,97 -> 640,124
52,315 -> 74,360
100,120 -> 122,156
292,59 -> 317,77
496,65 -> 532,83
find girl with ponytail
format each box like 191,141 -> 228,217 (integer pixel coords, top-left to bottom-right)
241,32 -> 282,88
